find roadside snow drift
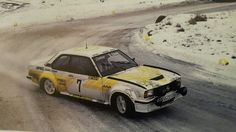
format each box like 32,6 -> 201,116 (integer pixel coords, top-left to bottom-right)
0,0 -> 193,28
137,10 -> 236,83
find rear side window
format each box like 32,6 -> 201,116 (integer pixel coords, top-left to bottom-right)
52,55 -> 70,71
70,56 -> 99,76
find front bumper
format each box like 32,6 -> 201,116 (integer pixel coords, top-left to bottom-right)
134,87 -> 187,113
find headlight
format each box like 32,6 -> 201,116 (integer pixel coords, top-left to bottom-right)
144,89 -> 154,98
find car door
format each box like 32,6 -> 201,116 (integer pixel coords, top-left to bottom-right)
66,56 -> 104,101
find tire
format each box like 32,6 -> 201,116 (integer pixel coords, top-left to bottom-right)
42,79 -> 58,96
111,93 -> 135,116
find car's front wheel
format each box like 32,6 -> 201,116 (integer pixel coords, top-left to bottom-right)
42,79 -> 58,95
112,94 -> 135,116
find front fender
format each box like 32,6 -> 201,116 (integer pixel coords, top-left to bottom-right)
108,84 -> 138,105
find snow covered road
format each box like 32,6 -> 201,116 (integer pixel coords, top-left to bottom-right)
0,2 -> 236,132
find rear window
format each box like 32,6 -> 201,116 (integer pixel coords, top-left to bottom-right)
52,55 -> 70,71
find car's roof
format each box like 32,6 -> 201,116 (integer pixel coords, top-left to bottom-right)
59,46 -> 117,57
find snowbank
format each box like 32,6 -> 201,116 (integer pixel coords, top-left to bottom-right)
137,10 -> 236,85
0,0 -> 193,29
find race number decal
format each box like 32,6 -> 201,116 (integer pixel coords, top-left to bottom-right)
77,79 -> 82,92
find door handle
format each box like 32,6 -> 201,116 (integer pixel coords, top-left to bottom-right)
68,74 -> 74,77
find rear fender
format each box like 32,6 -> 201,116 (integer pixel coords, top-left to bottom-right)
39,72 -> 58,89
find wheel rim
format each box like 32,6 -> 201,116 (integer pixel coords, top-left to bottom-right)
116,95 -> 126,114
44,80 -> 55,95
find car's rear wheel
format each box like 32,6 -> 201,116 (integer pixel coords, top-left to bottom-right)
42,79 -> 58,95
112,93 -> 135,116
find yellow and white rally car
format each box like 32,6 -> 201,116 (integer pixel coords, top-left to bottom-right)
27,46 -> 187,115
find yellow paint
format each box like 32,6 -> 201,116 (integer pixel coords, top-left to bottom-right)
83,77 -> 118,92
111,66 -> 168,86
219,58 -> 229,66
29,69 -> 43,83
144,34 -> 150,41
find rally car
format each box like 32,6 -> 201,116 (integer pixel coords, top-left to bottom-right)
27,46 -> 187,115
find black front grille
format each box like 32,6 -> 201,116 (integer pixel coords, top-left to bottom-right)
154,80 -> 181,96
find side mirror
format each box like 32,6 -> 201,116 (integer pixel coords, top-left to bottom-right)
44,63 -> 51,67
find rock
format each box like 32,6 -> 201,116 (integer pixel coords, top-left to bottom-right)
147,30 -> 153,36
166,21 -> 172,26
42,1 -> 45,3
232,56 -> 236,59
226,53 -> 230,55
176,23 -> 181,27
188,18 -> 197,25
211,53 -> 215,55
177,28 -> 185,32
219,58 -> 229,66
155,15 -> 166,23
194,14 -> 207,22
67,17 -> 74,22
188,14 -> 207,25
208,17 -> 214,19
163,40 -> 167,42
217,40 -> 222,42
198,49 -> 202,51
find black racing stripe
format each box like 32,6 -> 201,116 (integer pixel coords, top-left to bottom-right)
107,77 -> 147,90
143,64 -> 180,76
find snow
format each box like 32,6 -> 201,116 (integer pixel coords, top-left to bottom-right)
0,0 -> 192,29
137,10 -> 236,85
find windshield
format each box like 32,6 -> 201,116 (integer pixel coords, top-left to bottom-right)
93,50 -> 137,76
